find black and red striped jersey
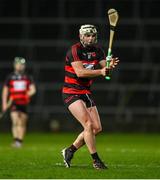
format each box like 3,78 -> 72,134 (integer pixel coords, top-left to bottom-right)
62,42 -> 106,94
4,72 -> 34,105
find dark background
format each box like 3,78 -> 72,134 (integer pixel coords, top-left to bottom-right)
0,0 -> 160,132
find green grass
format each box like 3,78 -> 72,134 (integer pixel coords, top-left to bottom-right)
0,133 -> 160,179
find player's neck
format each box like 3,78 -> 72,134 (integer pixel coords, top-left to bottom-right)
14,70 -> 25,75
80,42 -> 95,49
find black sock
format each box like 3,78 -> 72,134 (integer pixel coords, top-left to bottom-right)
14,138 -> 22,143
68,144 -> 77,153
91,152 -> 100,161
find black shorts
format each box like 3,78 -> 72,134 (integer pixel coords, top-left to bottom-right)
10,104 -> 28,114
62,93 -> 95,108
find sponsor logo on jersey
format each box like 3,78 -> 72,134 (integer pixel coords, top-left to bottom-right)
83,63 -> 95,70
86,52 -> 96,59
13,81 -> 27,90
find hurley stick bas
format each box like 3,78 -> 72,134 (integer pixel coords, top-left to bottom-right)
105,8 -> 119,80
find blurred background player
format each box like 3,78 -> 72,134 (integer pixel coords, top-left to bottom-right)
62,25 -> 119,169
2,57 -> 36,148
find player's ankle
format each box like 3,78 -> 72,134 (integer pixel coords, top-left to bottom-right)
91,152 -> 101,161
14,138 -> 23,143
68,144 -> 77,153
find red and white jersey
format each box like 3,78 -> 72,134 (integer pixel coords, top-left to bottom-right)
4,72 -> 34,105
62,42 -> 106,94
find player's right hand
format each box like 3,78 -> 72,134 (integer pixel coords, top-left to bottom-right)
101,67 -> 110,76
2,99 -> 13,112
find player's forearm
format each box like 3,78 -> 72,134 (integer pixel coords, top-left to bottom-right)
2,87 -> 9,109
2,96 -> 8,107
27,85 -> 36,97
76,69 -> 103,78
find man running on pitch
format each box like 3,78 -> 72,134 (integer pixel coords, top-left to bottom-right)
2,57 -> 36,147
62,25 -> 119,169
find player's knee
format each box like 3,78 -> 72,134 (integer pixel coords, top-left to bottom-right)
84,121 -> 93,132
12,122 -> 18,127
94,126 -> 102,135
19,122 -> 25,127
12,119 -> 18,126
16,120 -> 23,127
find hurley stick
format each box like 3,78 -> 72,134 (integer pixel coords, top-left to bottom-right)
106,8 -> 119,80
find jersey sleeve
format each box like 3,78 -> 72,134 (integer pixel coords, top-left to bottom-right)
71,45 -> 81,62
66,47 -> 81,64
28,75 -> 35,85
65,49 -> 74,64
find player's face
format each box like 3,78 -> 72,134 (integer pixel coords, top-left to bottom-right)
14,63 -> 26,73
81,33 -> 96,46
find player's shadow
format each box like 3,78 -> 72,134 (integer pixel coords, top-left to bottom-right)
54,163 -> 92,169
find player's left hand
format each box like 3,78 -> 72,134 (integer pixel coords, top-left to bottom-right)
109,57 -> 119,69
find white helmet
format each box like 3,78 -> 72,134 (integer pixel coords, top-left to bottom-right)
79,24 -> 98,45
14,57 -> 26,65
79,24 -> 97,35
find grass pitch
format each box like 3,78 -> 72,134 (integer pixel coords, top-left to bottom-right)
0,133 -> 160,179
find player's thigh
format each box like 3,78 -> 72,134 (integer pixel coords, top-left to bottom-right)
68,100 -> 92,128
88,106 -> 102,133
10,111 -> 19,124
10,111 -> 27,126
